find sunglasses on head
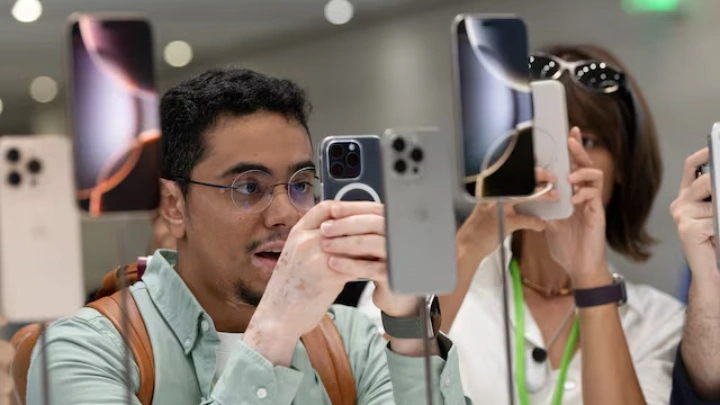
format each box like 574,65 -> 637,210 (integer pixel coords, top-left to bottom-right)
528,52 -> 642,151
529,53 -> 626,94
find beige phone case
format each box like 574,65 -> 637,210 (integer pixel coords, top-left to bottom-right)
515,80 -> 574,220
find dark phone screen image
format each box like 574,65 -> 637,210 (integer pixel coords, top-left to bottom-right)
70,17 -> 161,215
455,16 -> 535,198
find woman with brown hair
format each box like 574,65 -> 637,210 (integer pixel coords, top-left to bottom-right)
441,44 -> 684,405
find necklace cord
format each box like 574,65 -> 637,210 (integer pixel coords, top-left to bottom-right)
510,259 -> 579,405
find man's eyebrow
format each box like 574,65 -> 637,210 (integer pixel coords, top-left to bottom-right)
290,160 -> 316,174
220,162 -> 272,179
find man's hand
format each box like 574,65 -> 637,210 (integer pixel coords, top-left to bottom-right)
671,147 -> 718,279
318,202 -> 417,318
245,200 -> 386,366
545,127 -> 610,288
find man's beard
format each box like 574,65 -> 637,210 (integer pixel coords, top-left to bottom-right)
233,279 -> 263,307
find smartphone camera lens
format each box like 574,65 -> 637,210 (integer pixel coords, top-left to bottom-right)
27,159 -> 42,174
330,163 -> 344,178
392,137 -> 406,152
394,159 -> 407,174
7,171 -> 21,186
346,152 -> 360,167
6,148 -> 20,163
329,144 -> 344,159
410,148 -> 424,162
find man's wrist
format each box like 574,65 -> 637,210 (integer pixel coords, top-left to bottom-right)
244,317 -> 299,367
388,337 -> 441,357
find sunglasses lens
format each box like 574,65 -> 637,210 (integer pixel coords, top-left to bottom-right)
574,62 -> 624,93
529,55 -> 560,81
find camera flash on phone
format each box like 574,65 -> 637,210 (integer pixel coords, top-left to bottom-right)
349,143 -> 356,151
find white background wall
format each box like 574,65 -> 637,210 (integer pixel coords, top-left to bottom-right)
31,0 -> 720,296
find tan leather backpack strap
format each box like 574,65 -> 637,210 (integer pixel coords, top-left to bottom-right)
300,314 -> 356,405
94,264 -> 140,300
87,289 -> 155,405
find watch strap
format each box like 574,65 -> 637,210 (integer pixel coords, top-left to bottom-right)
574,274 -> 627,308
381,312 -> 429,339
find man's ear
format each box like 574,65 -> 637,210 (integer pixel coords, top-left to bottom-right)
159,179 -> 187,239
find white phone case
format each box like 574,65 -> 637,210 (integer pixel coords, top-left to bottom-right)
0,134 -> 84,322
381,128 -> 457,295
708,123 -> 720,268
515,80 -> 574,220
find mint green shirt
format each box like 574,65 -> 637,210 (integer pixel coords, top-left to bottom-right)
27,250 -> 470,405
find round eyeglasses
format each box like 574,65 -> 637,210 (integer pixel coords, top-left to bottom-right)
180,167 -> 317,214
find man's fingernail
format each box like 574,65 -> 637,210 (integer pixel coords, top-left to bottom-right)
321,221 -> 334,234
328,256 -> 339,269
331,204 -> 341,216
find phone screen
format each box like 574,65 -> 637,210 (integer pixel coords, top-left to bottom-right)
69,16 -> 161,215
454,16 -> 535,198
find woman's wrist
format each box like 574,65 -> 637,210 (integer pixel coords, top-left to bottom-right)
572,267 -> 613,289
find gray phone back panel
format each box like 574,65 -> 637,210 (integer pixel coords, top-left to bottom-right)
381,128 -> 457,295
319,135 -> 384,203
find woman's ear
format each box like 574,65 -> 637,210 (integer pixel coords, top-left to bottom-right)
159,179 -> 187,239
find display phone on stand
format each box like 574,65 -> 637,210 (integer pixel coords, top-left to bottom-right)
67,13 -> 161,216
380,128 -> 457,295
451,14 -> 536,204
706,122 -> 720,266
0,135 -> 84,322
515,80 -> 573,220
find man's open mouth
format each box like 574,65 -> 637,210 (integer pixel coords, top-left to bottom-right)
254,251 -> 281,260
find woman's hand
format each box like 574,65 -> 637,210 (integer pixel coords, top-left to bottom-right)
456,168 -> 558,267
545,127 -> 610,288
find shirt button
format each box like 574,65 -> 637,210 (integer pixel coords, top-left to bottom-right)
256,388 -> 268,399
444,376 -> 451,388
183,339 -> 192,349
564,380 -> 577,391
201,320 -> 209,332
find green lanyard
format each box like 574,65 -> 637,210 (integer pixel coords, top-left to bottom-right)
510,259 -> 579,405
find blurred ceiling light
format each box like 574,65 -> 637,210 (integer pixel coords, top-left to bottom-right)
12,0 -> 42,23
164,41 -> 193,68
0,99 -> 4,116
325,0 -> 354,25
29,76 -> 58,103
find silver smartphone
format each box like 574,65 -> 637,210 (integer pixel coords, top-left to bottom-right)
515,80 -> 574,220
380,128 -> 457,295
318,135 -> 384,203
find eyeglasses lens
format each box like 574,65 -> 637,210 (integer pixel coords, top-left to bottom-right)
230,169 -> 316,213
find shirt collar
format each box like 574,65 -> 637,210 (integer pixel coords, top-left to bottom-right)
142,249 -> 206,354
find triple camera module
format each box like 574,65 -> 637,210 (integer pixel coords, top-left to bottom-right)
391,136 -> 424,176
328,141 -> 362,179
5,147 -> 42,187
